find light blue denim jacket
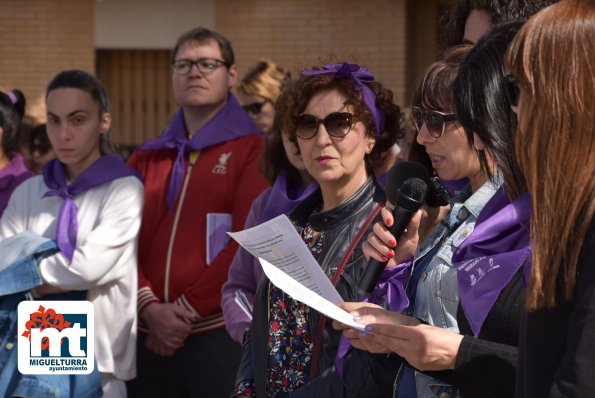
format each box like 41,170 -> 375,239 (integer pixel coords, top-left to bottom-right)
0,232 -> 102,398
394,177 -> 502,398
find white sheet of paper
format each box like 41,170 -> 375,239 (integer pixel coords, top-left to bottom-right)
259,258 -> 366,331
227,214 -> 365,331
228,214 -> 342,303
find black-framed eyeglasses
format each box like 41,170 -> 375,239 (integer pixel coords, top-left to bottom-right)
242,101 -> 268,115
412,106 -> 456,138
505,74 -> 520,107
171,58 -> 228,75
295,112 -> 355,140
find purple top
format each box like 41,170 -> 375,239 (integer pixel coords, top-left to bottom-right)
0,154 -> 34,216
221,173 -> 317,343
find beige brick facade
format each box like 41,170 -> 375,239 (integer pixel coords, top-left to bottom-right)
0,0 -> 453,145
217,0 -> 409,106
0,0 -> 95,123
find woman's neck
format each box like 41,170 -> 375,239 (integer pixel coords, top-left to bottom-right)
469,169 -> 489,193
319,170 -> 369,212
299,169 -> 314,188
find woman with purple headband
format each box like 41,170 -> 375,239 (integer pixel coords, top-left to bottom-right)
232,63 -> 404,397
222,76 -> 317,344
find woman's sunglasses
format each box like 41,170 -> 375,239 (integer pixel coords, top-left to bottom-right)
412,106 -> 456,138
295,112 -> 355,139
505,74 -> 520,107
242,101 -> 268,115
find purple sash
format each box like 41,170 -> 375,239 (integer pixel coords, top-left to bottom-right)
335,260 -> 412,381
42,155 -> 139,263
259,170 -> 318,222
136,94 -> 260,210
453,187 -> 531,336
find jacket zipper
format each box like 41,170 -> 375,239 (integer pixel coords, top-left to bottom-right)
164,151 -> 200,302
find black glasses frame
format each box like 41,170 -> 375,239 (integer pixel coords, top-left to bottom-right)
412,106 -> 456,138
171,58 -> 228,75
295,112 -> 356,140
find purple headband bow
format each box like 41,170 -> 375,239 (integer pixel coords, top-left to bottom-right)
6,91 -> 18,105
301,63 -> 385,134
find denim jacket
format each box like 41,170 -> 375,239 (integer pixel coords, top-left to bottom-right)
0,232 -> 102,398
394,177 -> 502,398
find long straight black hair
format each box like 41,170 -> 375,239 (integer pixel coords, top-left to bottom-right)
453,21 -> 526,200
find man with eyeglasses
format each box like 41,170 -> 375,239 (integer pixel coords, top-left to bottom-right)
126,27 -> 268,398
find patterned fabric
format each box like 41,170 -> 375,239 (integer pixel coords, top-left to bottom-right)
263,219 -> 325,397
300,220 -> 324,255
265,287 -> 313,397
231,379 -> 256,397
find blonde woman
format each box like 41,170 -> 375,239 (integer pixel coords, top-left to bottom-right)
236,60 -> 290,134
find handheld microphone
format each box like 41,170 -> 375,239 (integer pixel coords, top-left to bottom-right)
359,162 -> 429,294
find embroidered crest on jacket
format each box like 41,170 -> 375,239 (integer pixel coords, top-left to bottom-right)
212,152 -> 232,174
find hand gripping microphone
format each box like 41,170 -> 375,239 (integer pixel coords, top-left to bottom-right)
358,162 -> 429,294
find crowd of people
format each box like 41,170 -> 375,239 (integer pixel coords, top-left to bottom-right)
0,0 -> 593,397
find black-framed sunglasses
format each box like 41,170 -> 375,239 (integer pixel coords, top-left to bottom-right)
505,74 -> 520,107
412,106 -> 456,138
295,112 -> 355,140
242,101 -> 268,115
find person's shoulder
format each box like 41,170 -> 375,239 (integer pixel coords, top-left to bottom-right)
230,133 -> 264,147
15,174 -> 45,193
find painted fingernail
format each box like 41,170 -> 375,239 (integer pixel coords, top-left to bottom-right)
365,325 -> 373,332
388,239 -> 396,247
386,218 -> 393,226
382,256 -> 389,261
387,249 -> 395,258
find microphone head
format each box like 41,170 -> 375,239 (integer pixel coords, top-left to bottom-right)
386,161 -> 431,206
397,177 -> 428,212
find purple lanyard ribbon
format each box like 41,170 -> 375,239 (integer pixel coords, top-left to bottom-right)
453,187 -> 531,336
335,260 -> 412,381
42,155 -> 139,263
136,94 -> 260,210
301,63 -> 385,134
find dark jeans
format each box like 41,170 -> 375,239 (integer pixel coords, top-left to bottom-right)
127,328 -> 241,398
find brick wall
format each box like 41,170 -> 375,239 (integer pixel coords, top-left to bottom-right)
216,0 -> 408,106
0,0 -> 95,123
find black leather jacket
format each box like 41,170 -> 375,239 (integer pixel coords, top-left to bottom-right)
235,177 -> 401,398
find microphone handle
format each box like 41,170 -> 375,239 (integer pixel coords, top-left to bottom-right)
359,205 -> 415,294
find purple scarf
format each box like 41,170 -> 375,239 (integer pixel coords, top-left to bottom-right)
335,260 -> 412,381
136,94 -> 260,210
0,154 -> 34,215
42,155 -> 139,263
301,63 -> 385,134
259,169 -> 318,222
452,187 -> 531,336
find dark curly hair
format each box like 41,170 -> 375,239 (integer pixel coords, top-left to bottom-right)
284,65 -> 404,175
438,0 -> 558,55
